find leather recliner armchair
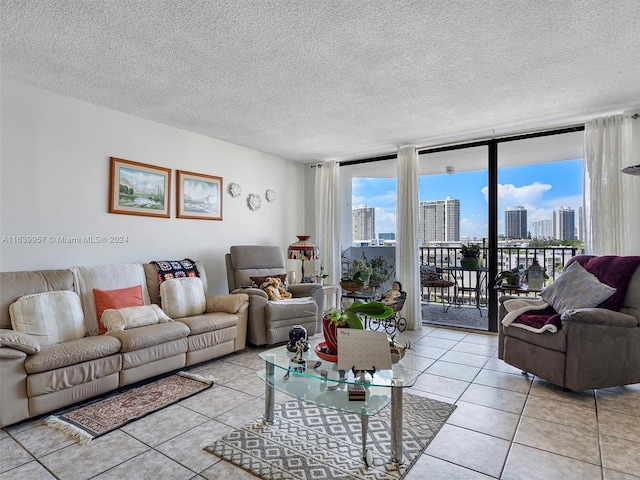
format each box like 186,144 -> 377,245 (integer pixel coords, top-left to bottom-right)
225,245 -> 324,346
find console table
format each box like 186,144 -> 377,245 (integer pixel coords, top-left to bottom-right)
258,343 -> 420,469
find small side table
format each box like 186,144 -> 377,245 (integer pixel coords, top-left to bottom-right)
495,284 -> 541,296
322,284 -> 340,310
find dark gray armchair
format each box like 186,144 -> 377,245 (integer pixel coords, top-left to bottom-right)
498,255 -> 640,391
225,245 -> 324,346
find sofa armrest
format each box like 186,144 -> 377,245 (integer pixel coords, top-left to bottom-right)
0,329 -> 40,355
561,308 -> 639,328
288,283 -> 322,297
206,293 -> 249,314
498,294 -> 523,305
231,287 -> 268,299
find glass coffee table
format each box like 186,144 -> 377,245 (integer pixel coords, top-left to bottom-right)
257,342 -> 421,469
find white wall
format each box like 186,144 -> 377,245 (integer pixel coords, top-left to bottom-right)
0,79 -> 308,294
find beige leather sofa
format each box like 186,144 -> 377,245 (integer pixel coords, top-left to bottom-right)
0,261 -> 249,428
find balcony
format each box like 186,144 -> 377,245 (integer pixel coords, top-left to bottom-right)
419,244 -> 577,330
345,245 -> 578,331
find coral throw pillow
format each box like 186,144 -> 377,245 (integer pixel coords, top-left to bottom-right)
93,285 -> 144,334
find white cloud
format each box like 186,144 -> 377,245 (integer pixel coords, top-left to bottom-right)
460,218 -> 488,240
481,182 -> 552,206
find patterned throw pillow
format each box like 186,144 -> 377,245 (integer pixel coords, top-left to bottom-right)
540,261 -> 616,314
160,277 -> 206,318
9,291 -> 86,346
420,265 -> 440,282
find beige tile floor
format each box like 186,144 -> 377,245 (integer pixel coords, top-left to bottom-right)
2,325 -> 639,479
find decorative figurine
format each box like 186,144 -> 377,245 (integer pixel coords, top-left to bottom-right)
286,325 -> 309,352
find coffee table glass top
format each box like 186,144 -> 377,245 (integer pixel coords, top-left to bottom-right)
258,342 -> 421,416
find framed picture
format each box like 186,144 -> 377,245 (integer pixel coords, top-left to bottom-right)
109,157 -> 171,218
176,170 -> 223,220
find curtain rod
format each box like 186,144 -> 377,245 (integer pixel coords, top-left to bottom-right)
337,124 -> 585,167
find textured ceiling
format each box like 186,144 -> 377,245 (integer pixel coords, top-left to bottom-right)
2,1 -> 640,163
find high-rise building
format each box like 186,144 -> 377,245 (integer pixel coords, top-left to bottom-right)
505,206 -> 527,239
418,197 -> 460,243
532,219 -> 552,239
352,205 -> 375,242
553,206 -> 575,240
577,206 -> 584,241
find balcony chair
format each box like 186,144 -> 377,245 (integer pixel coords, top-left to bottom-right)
420,265 -> 456,312
225,245 -> 324,346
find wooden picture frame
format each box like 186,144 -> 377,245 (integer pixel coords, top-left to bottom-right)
109,157 -> 171,218
176,170 -> 223,221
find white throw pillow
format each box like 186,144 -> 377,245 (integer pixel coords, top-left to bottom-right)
160,277 -> 206,318
101,304 -> 172,333
9,290 -> 86,346
540,261 -> 616,314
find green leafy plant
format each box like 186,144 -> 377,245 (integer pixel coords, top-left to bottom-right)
389,333 -> 412,351
460,243 -> 481,257
324,300 -> 393,329
368,255 -> 395,287
494,267 -> 522,287
349,257 -> 372,280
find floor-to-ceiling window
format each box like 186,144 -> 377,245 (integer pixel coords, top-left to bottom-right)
338,127 -> 584,332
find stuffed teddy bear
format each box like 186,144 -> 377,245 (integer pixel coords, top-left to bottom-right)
261,276 -> 292,300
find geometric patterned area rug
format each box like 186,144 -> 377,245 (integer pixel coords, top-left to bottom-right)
45,372 -> 213,445
205,393 -> 456,479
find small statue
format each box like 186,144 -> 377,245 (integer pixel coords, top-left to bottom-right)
291,338 -> 308,366
286,325 -> 309,352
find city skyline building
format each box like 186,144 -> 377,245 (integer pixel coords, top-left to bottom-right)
532,219 -> 553,239
554,206 -> 576,240
577,206 -> 584,241
352,204 -> 375,242
418,197 -> 460,244
505,206 -> 528,239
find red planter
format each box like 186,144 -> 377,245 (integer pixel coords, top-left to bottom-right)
322,318 -> 348,355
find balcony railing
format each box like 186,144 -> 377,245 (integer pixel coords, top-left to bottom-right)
419,245 -> 577,281
418,245 -> 578,307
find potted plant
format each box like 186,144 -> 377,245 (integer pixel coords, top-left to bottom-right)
368,255 -> 395,288
349,256 -> 372,286
340,253 -> 373,293
322,300 -> 393,355
388,334 -> 412,364
493,267 -> 522,287
460,243 -> 481,269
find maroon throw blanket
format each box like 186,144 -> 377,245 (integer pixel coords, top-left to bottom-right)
567,255 -> 640,311
516,306 -> 561,332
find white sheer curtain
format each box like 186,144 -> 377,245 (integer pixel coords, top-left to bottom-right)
584,114 -> 640,255
396,146 -> 421,330
315,161 -> 341,289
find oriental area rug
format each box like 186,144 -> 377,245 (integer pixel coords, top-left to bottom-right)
45,372 -> 214,444
205,393 -> 455,480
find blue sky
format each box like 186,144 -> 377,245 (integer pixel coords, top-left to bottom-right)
352,158 -> 583,239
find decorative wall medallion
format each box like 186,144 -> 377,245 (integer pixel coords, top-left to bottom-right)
247,193 -> 262,211
265,189 -> 276,202
228,182 -> 242,197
